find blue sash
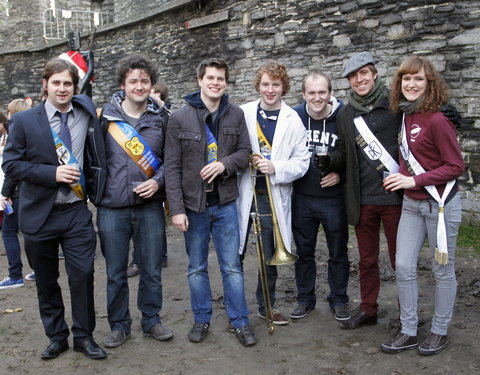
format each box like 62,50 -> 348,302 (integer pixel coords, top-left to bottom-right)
108,120 -> 161,178
205,124 -> 218,164
51,128 -> 86,199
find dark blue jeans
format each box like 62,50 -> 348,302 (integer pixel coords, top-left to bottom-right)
2,197 -> 23,280
98,201 -> 166,333
292,192 -> 349,309
184,202 -> 250,329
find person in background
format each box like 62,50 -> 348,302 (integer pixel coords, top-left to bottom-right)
0,99 -> 35,290
381,56 -> 464,356
290,72 -> 350,321
237,61 -> 310,326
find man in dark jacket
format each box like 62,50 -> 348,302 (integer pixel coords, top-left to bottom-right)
165,58 -> 256,347
290,72 -> 350,322
98,54 -> 172,348
329,52 -> 403,329
2,58 -> 107,360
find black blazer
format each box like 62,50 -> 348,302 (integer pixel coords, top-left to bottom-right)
2,95 -> 106,234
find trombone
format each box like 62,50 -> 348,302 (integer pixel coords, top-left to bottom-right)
249,153 -> 298,334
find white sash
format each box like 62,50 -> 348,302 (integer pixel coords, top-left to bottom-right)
353,116 -> 399,173
400,114 -> 455,265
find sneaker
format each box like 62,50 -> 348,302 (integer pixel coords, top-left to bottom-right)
126,262 -> 140,278
188,323 -> 210,343
290,304 -> 313,319
58,252 -> 65,259
257,309 -> 289,325
418,333 -> 448,356
234,325 -> 257,347
104,330 -> 130,348
381,332 -> 418,354
144,323 -> 174,341
0,276 -> 24,290
24,272 -> 35,281
331,303 -> 351,321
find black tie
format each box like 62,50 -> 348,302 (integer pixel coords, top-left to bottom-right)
58,111 -> 71,150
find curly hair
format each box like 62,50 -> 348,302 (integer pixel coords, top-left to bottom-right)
390,56 -> 448,113
253,61 -> 290,95
115,53 -> 158,86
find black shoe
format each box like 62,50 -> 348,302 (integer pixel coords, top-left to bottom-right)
340,309 -> 377,329
234,325 -> 257,347
126,262 -> 140,278
104,330 -> 130,348
188,323 -> 210,343
418,333 -> 448,356
73,338 -> 107,359
41,339 -> 69,360
381,332 -> 418,353
331,304 -> 351,321
290,304 -> 313,319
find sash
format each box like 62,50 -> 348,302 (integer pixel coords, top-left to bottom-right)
400,114 -> 455,265
256,121 -> 272,160
51,128 -> 85,199
108,121 -> 161,178
205,124 -> 218,164
354,116 -> 399,175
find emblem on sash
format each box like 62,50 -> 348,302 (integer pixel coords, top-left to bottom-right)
126,137 -> 144,155
364,140 -> 382,160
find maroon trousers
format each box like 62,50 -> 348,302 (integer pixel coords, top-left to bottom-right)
354,204 -> 402,317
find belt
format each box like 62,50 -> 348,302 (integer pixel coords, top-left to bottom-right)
53,201 -> 84,212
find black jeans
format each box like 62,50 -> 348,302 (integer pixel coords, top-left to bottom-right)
292,192 -> 349,309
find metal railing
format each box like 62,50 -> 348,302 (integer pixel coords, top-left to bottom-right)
43,8 -> 113,40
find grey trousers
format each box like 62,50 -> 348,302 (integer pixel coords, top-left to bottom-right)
396,193 -> 461,337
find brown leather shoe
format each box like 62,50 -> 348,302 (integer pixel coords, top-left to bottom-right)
340,309 -> 377,329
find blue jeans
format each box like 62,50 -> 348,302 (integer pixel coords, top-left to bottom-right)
184,202 -> 250,329
98,201 -> 166,333
292,192 -> 349,309
2,197 -> 23,280
396,194 -> 461,337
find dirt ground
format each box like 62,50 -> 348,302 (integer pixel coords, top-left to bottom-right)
1,209 -> 479,375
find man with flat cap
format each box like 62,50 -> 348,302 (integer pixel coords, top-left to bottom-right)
329,51 -> 403,329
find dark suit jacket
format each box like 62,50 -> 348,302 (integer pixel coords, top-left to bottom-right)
2,95 -> 107,234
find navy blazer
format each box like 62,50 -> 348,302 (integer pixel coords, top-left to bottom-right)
2,95 -> 107,234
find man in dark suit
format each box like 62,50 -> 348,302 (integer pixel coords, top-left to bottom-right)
2,58 -> 107,360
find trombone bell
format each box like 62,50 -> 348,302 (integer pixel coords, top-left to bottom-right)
267,247 -> 298,266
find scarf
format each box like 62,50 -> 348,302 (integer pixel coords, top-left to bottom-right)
349,79 -> 388,112
398,97 -> 423,115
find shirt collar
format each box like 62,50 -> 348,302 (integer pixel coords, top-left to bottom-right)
44,99 -> 74,121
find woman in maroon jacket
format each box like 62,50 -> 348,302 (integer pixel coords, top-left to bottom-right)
380,56 -> 464,356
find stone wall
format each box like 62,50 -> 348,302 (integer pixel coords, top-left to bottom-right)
1,0 -> 480,224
